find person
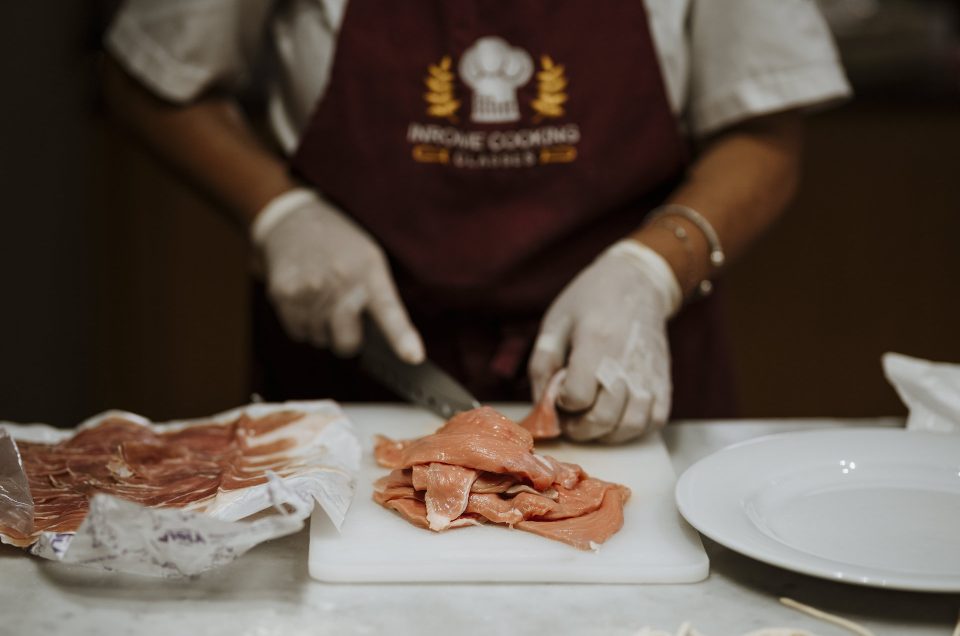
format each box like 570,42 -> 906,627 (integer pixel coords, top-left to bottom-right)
102,0 -> 850,443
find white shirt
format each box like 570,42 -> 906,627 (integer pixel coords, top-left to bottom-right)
107,0 -> 851,154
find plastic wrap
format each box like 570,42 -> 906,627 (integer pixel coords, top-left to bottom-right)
0,430 -> 33,536
0,401 -> 360,577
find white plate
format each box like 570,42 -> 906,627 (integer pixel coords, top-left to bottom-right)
675,428 -> 960,592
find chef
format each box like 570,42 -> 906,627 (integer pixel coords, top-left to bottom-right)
103,0 -> 850,442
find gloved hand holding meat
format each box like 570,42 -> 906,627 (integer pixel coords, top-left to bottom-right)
528,240 -> 681,444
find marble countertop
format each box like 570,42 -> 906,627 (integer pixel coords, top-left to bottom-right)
3,413 -> 958,636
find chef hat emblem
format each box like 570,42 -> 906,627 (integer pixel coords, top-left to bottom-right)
459,37 -> 534,123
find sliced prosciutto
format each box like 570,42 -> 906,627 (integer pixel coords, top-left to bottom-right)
373,406 -> 631,551
2,411 -> 320,548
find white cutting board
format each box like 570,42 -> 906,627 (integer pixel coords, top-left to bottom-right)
309,405 -> 708,583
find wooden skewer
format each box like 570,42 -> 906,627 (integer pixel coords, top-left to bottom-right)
779,597 -> 874,636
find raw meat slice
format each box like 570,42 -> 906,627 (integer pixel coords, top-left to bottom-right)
538,455 -> 586,490
409,463 -> 429,491
516,486 -> 631,551
450,515 -> 485,528
540,477 -> 618,521
465,493 -> 524,526
372,481 -> 418,506
421,463 -> 477,531
373,435 -> 413,469
504,483 -> 559,501
372,469 -> 414,500
417,467 -> 559,498
519,370 -> 566,439
380,496 -> 429,529
470,472 -> 517,493
468,472 -> 558,500
389,432 -> 556,490
466,491 -> 557,526
509,491 -> 557,518
436,407 -> 534,450
379,495 -> 483,530
371,406 -> 631,551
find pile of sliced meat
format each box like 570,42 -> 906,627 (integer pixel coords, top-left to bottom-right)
372,406 -> 631,551
2,411 -> 309,547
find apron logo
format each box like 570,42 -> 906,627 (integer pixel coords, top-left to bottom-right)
413,36 -> 579,169
459,37 -> 533,124
531,56 -> 569,122
423,56 -> 461,123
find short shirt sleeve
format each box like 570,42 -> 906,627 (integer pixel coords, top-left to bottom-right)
105,0 -> 274,103
687,0 -> 852,137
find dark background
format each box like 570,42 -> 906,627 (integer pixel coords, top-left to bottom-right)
1,1 -> 958,426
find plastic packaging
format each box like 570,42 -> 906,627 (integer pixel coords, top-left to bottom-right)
0,401 -> 360,577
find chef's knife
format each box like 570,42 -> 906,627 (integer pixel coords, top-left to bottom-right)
359,317 -> 480,419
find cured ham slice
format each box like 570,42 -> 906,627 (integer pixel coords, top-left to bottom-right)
373,406 -> 631,551
519,370 -> 566,440
2,411 -> 320,548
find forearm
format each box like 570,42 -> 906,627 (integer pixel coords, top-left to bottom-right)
632,111 -> 804,297
101,55 -> 296,229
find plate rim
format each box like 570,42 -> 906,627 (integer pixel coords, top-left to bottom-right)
675,427 -> 960,593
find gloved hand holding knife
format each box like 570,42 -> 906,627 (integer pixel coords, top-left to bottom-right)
253,188 -> 681,442
252,188 -> 425,365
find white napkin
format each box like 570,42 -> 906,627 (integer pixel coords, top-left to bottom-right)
882,352 -> 960,433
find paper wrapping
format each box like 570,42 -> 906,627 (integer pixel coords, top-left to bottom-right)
883,352 -> 960,433
0,401 -> 360,577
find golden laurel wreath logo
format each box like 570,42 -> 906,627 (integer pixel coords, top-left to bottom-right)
424,55 -> 460,122
531,55 -> 568,122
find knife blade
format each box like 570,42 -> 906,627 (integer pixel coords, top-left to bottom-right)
359,317 -> 480,419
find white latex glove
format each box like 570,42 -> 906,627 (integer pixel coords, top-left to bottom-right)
251,188 -> 425,363
528,240 -> 682,443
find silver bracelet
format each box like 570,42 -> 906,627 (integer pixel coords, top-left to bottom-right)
646,204 -> 725,296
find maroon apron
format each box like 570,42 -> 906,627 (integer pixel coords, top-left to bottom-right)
253,0 -> 736,417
